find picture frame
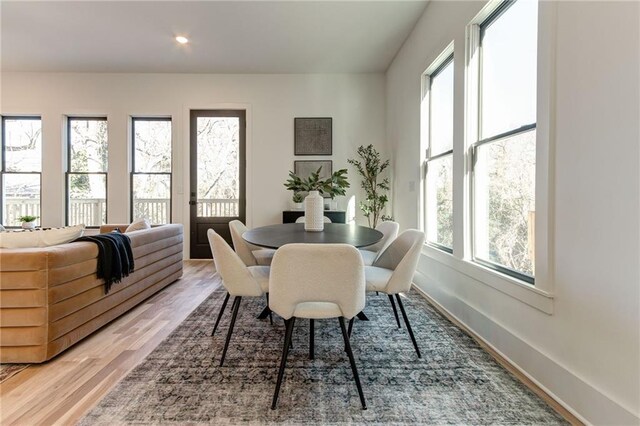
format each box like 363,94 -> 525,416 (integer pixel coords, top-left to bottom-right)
294,117 -> 332,155
294,160 -> 332,181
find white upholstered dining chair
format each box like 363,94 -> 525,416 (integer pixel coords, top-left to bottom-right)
294,216 -> 332,223
229,220 -> 275,266
364,229 -> 425,358
269,243 -> 367,410
208,229 -> 271,366
359,221 -> 400,266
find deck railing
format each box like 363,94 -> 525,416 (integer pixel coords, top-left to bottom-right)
4,197 -> 239,225
4,198 -> 43,225
197,199 -> 239,217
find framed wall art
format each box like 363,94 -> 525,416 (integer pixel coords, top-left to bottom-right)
294,160 -> 332,181
294,117 -> 332,155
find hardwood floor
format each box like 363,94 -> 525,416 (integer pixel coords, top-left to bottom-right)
1,260 -> 578,425
0,260 -> 219,426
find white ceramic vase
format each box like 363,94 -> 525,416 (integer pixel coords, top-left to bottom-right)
21,222 -> 36,230
304,190 -> 324,232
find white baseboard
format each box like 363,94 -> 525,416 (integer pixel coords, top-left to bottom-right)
412,270 -> 639,426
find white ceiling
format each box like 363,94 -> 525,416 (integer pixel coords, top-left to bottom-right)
1,1 -> 428,74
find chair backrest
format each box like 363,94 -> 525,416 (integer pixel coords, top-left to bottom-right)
366,221 -> 400,254
372,229 -> 425,294
295,216 -> 332,223
208,229 -> 263,297
228,220 -> 257,266
270,244 -> 365,320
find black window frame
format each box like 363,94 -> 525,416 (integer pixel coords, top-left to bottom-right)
66,116 -> 109,228
424,53 -> 455,254
470,0 -> 537,284
1,115 -> 43,228
130,117 -> 172,224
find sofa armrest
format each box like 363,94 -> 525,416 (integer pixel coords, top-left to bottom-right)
99,224 -> 129,233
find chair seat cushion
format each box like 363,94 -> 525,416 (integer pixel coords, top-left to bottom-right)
358,249 -> 378,266
364,266 -> 393,292
253,248 -> 275,266
248,265 -> 270,293
293,301 -> 343,319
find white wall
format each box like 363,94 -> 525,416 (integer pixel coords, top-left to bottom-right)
1,72 -> 387,250
386,1 -> 639,424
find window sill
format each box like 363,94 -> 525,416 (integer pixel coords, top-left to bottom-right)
420,244 -> 554,314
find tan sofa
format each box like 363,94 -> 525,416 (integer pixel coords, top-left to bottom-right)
0,224 -> 183,363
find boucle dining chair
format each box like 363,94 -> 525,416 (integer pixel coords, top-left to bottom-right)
359,221 -> 400,266
229,220 -> 275,266
364,229 -> 425,358
294,216 -> 332,223
269,244 -> 367,410
208,229 -> 271,366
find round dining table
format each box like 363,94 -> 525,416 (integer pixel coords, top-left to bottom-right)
243,222 -> 383,321
242,223 -> 383,249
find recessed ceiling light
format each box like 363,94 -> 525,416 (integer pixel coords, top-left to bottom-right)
175,36 -> 189,44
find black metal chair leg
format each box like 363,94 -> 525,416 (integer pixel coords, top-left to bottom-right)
272,317 -> 296,410
219,296 -> 242,366
283,318 -> 293,349
356,311 -> 370,321
211,292 -> 230,337
347,317 -> 354,339
388,294 -> 401,329
266,293 -> 273,325
309,319 -> 315,360
257,305 -> 272,319
338,317 -> 367,410
395,294 -> 421,358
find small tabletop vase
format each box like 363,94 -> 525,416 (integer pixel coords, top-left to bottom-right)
304,191 -> 324,232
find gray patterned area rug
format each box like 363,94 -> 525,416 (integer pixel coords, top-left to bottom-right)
81,289 -> 567,425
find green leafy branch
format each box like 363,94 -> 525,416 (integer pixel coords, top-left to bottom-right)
284,167 -> 350,199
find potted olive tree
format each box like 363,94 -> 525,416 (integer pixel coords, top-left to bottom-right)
17,215 -> 38,230
348,144 -> 390,228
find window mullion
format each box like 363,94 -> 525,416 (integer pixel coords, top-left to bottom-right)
476,123 -> 537,148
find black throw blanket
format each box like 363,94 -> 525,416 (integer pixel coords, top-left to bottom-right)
74,232 -> 135,294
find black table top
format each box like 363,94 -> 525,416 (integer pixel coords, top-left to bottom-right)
242,223 -> 383,249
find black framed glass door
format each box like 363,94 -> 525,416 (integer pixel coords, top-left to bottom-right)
189,110 -> 246,258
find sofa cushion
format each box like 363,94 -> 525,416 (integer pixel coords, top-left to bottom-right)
125,218 -> 151,233
0,225 -> 85,249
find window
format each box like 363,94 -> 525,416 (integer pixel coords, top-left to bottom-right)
422,54 -> 454,252
471,0 -> 538,283
67,117 -> 108,227
1,117 -> 42,227
131,117 -> 172,224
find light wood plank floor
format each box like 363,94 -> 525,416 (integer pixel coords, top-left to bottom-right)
0,260 -> 219,426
